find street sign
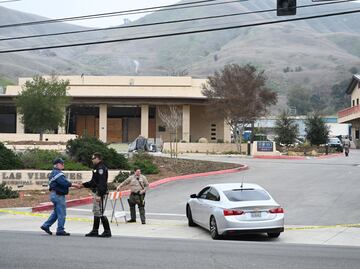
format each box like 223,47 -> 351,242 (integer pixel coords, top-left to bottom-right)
257,141 -> 274,152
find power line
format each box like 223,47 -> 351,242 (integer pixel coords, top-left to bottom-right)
0,8 -> 358,54
0,0 -> 243,29
0,0 -> 356,42
0,0 -> 21,3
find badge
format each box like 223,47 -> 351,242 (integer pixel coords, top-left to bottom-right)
98,169 -> 104,175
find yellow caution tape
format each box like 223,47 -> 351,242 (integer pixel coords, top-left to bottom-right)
0,209 -> 92,223
0,209 -> 181,226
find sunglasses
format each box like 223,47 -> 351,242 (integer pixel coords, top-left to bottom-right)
91,156 -> 97,160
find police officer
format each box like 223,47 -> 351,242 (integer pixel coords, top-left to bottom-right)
343,136 -> 351,157
80,152 -> 111,238
41,158 -> 78,236
117,167 -> 149,224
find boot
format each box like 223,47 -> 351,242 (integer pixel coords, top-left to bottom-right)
139,206 -> 146,225
99,216 -> 112,238
85,217 -> 100,237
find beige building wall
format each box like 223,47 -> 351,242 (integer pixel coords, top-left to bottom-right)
141,105 -> 149,138
128,118 -> 141,142
4,76 -> 238,144
182,105 -> 190,142
99,104 -> 108,142
163,142 -> 246,153
223,121 -> 232,143
190,105 -> 228,143
155,105 -> 182,142
7,76 -> 207,99
16,111 -> 24,134
351,83 -> 360,106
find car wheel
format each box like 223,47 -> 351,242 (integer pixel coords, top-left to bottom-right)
210,216 -> 221,240
186,205 -> 196,227
268,232 -> 281,238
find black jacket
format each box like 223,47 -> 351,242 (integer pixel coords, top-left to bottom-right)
82,162 -> 108,196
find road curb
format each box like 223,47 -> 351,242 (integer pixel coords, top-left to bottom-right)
254,153 -> 343,160
253,155 -> 306,160
32,165 -> 248,212
315,153 -> 343,159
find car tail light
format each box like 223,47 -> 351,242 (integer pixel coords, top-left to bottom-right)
269,207 -> 284,214
223,209 -> 244,216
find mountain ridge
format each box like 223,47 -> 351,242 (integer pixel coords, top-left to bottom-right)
0,0 -> 359,112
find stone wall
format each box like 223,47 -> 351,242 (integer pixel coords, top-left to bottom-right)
0,170 -> 121,190
163,142 -> 247,153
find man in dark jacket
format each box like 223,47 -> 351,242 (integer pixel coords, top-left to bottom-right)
41,158 -> 77,236
80,152 -> 111,238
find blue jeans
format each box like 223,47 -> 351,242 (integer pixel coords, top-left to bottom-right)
42,192 -> 66,233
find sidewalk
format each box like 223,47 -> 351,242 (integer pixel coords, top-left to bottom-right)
1,208 -> 360,247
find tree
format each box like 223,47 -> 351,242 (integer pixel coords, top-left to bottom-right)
202,64 -> 277,151
274,111 -> 299,146
287,86 -> 327,115
330,79 -> 351,111
15,75 -> 71,141
157,105 -> 182,159
305,113 -> 329,146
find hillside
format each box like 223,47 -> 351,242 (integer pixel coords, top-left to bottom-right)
0,0 -> 359,113
0,6 -> 104,79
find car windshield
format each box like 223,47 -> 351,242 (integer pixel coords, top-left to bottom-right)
329,138 -> 340,143
224,189 -> 271,201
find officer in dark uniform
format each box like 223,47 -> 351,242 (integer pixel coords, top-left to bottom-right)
80,152 -> 111,238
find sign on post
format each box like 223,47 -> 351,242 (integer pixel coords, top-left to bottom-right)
257,141 -> 274,152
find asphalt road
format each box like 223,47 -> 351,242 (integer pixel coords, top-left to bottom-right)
75,150 -> 360,226
1,231 -> 359,269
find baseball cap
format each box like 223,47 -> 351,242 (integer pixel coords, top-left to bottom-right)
53,158 -> 65,165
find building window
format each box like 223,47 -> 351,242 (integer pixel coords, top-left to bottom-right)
158,126 -> 166,132
211,124 -> 216,141
356,130 -> 360,140
357,99 -> 359,106
353,100 -> 355,107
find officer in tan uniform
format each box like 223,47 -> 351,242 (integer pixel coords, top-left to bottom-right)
117,167 -> 149,224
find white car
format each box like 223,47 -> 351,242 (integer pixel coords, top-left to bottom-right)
186,183 -> 284,239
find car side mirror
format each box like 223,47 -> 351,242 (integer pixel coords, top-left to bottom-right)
190,194 -> 197,199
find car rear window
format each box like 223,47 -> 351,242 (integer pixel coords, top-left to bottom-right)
224,189 -> 271,201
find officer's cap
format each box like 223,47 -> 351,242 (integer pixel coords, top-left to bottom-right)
53,157 -> 65,165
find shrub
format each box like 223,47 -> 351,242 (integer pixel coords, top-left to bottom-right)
130,153 -> 159,174
19,149 -> 89,170
0,142 -> 23,169
66,136 -> 129,169
0,183 -> 19,199
108,171 -> 131,191
113,171 -> 131,184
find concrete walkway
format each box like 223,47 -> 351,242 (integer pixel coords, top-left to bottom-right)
1,208 -> 360,247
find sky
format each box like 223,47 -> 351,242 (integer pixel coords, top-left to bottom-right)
0,0 -> 180,28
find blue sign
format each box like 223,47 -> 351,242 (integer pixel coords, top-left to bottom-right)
257,141 -> 273,152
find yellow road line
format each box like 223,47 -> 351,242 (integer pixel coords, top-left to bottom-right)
2,209 -> 360,230
0,209 -> 181,226
0,209 -> 92,223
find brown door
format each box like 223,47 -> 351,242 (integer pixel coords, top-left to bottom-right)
76,115 -> 98,137
107,118 -> 122,143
